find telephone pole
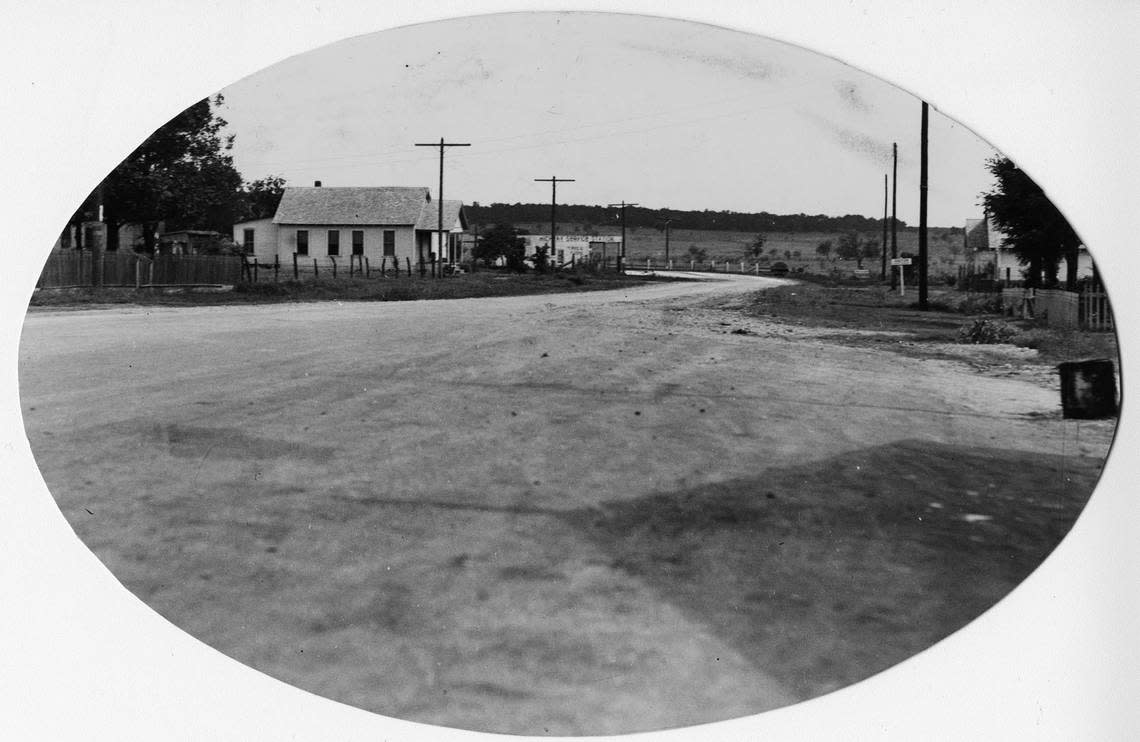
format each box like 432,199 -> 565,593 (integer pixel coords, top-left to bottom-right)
534,175 -> 574,270
663,215 -> 673,266
415,137 -> 470,276
608,200 -> 638,273
881,174 -> 888,280
890,141 -> 899,288
918,101 -> 929,309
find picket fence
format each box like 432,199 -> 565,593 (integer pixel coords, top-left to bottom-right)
1001,286 -> 1114,331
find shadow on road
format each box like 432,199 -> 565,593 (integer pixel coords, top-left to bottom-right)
562,438 -> 1105,700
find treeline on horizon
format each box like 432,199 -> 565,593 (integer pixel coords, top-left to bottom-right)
465,202 -> 935,234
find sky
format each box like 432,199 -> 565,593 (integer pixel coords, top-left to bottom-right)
216,12 -> 1000,228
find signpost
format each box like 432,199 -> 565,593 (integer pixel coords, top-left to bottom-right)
891,257 -> 912,296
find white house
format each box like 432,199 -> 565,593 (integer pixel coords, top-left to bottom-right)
232,217 -> 277,261
416,198 -> 469,264
965,214 -> 1094,284
235,185 -> 468,268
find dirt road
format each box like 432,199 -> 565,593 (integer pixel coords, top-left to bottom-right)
18,274 -> 1111,735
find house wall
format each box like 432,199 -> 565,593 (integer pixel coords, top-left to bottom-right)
420,220 -> 467,262
274,224 -> 418,265
232,218 -> 278,262
992,247 -> 1095,283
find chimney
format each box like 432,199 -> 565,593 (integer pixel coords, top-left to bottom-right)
314,180 -> 322,187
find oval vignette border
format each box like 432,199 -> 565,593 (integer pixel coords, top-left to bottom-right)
1,3 -> 1136,742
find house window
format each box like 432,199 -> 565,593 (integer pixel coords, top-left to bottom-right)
242,228 -> 255,253
352,230 -> 364,256
383,230 -> 396,257
327,230 -> 340,256
296,230 -> 309,255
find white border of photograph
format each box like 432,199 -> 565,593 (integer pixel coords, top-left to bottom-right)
1,2 -> 1135,740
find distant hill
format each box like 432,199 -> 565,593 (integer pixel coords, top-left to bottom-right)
466,202 -> 927,234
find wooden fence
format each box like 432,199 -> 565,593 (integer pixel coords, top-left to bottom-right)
1002,286 -> 1114,331
1081,288 -> 1114,331
37,250 -> 243,288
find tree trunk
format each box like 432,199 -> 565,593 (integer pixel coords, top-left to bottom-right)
143,222 -> 158,254
1065,244 -> 1079,289
1027,254 -> 1041,288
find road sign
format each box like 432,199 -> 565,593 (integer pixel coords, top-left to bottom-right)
890,257 -> 912,266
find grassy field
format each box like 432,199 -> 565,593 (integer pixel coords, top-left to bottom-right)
27,270 -> 666,308
739,281 -> 1119,365
515,222 -> 970,277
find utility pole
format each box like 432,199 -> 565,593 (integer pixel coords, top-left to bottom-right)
663,215 -> 673,266
415,137 -> 470,276
534,175 -> 574,270
890,141 -> 899,287
918,101 -> 929,309
607,200 -> 638,273
881,174 -> 888,280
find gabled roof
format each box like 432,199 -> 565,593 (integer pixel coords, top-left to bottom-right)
964,218 -> 989,250
415,200 -> 467,232
272,186 -> 431,226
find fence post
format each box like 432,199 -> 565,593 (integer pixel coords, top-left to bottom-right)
365,256 -> 371,278
407,257 -> 412,276
274,255 -> 280,282
330,256 -> 337,278
293,253 -> 299,280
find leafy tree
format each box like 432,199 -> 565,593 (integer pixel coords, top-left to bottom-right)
981,156 -> 1081,287
745,233 -> 767,258
815,240 -> 833,262
861,237 -> 880,263
73,95 -> 243,252
686,245 -> 708,262
239,175 -> 287,221
529,245 -> 550,273
835,231 -> 863,264
473,222 -> 527,270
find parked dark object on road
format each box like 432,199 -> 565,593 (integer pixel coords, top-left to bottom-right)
1057,358 -> 1118,419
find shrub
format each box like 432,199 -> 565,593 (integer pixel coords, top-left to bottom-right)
958,318 -> 1018,344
